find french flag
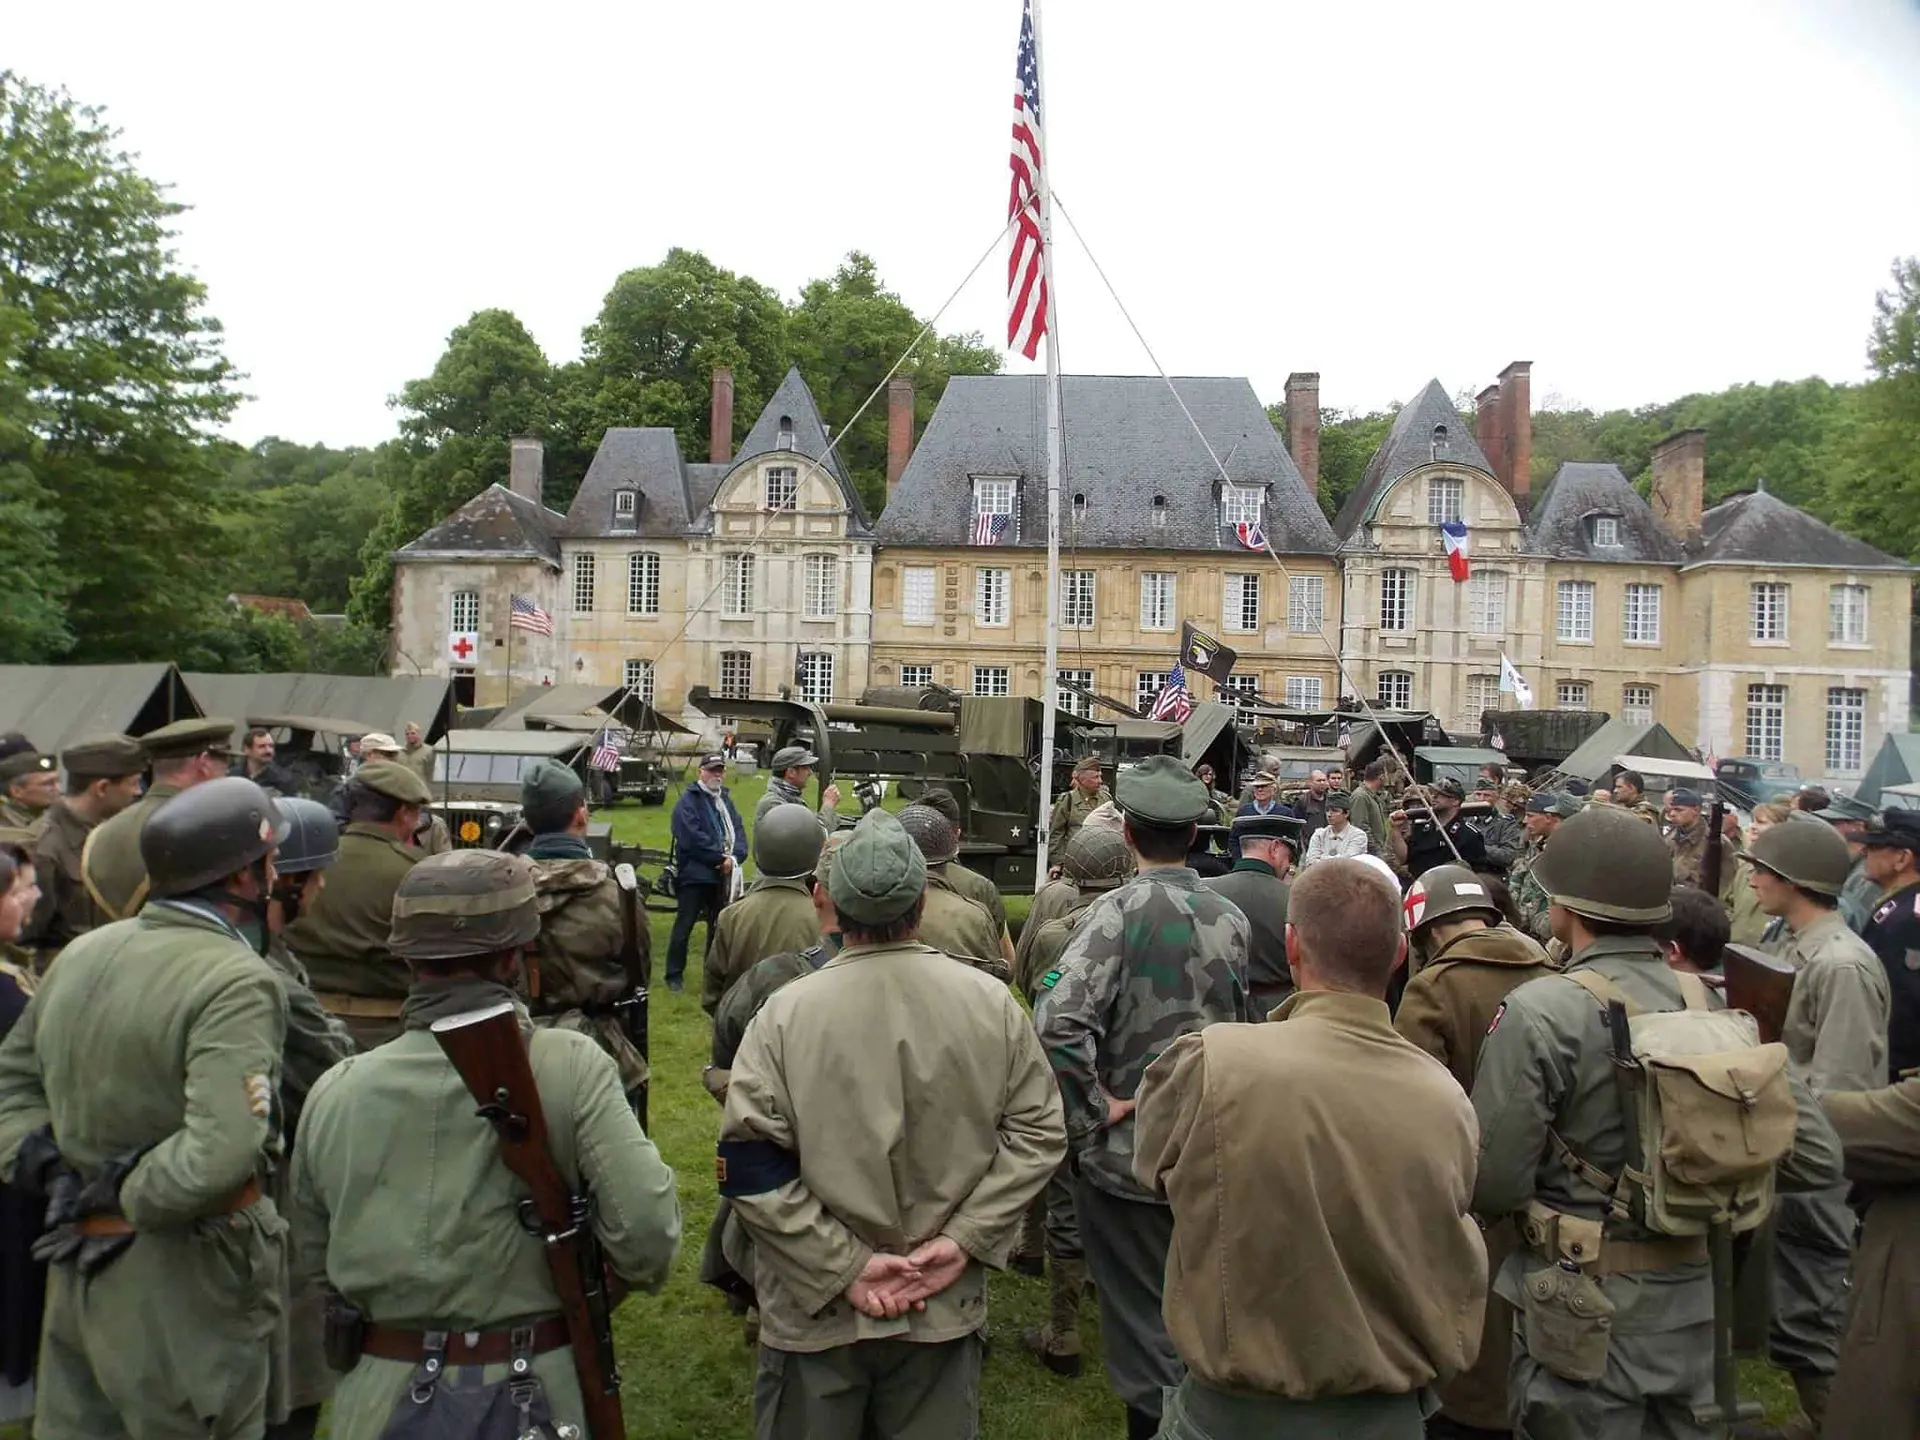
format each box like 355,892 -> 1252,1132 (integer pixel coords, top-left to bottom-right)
1440,520 -> 1470,582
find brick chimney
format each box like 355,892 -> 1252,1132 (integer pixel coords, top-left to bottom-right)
886,377 -> 915,502
1649,429 -> 1707,545
1283,372 -> 1320,495
1474,385 -> 1502,480
709,366 -> 734,465
1497,360 -> 1532,498
508,436 -> 544,507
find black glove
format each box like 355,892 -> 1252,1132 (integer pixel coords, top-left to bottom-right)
33,1146 -> 144,1276
11,1124 -> 66,1196
29,1169 -> 84,1266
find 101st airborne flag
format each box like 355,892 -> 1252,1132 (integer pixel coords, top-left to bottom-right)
1178,620 -> 1239,686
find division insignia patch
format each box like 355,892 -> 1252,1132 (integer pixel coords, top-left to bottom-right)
1487,1001 -> 1507,1037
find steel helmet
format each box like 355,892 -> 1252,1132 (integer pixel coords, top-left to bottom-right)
272,797 -> 341,876
1404,865 -> 1502,936
897,804 -> 960,865
1742,820 -> 1851,897
388,850 -> 541,961
1530,806 -> 1673,925
1060,826 -> 1134,891
753,802 -> 827,880
140,776 -> 290,900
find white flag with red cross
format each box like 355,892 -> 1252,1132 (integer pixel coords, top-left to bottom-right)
447,631 -> 479,665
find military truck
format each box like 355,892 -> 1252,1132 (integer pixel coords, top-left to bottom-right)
426,729 -> 591,849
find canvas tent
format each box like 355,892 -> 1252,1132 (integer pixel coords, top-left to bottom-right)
1854,733 -> 1920,807
183,674 -> 455,747
480,683 -> 686,735
1544,719 -> 1695,786
0,664 -> 200,754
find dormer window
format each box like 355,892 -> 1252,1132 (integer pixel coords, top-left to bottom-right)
1220,484 -> 1262,529
1593,516 -> 1621,548
764,466 -> 798,511
612,489 -> 638,529
1153,494 -> 1168,529
972,476 -> 1016,544
777,415 -> 795,451
1071,491 -> 1087,519
1431,423 -> 1449,458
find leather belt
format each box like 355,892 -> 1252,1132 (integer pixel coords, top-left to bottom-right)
75,1178 -> 262,1237
315,992 -> 407,1019
362,1315 -> 572,1365
1598,1235 -> 1710,1274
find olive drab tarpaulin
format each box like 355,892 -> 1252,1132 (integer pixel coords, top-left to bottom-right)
956,697 -> 1033,758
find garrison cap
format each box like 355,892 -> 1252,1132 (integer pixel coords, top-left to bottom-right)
1116,755 -> 1211,826
520,757 -> 585,813
359,731 -> 401,755
354,760 -> 433,805
1532,806 -> 1674,925
1669,787 -> 1704,809
1081,800 -> 1125,836
141,717 -> 237,760
897,804 -> 960,865
770,745 -> 819,771
827,808 -> 927,926
1862,808 -> 1920,853
0,751 -> 54,783
60,733 -> 145,780
813,830 -> 852,890
389,850 -> 542,961
1072,754 -> 1103,776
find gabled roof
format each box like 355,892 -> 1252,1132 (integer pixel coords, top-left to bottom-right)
737,367 -> 852,488
397,484 -> 561,566
559,429 -> 697,541
0,663 -> 201,755
1334,380 -> 1495,538
1524,462 -> 1683,564
874,374 -> 1337,554
183,673 -> 456,745
1695,490 -> 1910,571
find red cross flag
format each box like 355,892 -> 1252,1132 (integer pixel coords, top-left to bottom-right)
448,631 -> 479,664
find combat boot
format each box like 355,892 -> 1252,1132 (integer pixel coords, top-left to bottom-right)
1732,1369 -> 1829,1440
1020,1257 -> 1084,1377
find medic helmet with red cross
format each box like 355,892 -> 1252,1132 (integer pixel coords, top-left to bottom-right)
1404,864 -> 1503,938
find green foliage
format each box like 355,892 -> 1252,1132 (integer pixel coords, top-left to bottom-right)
1266,403 -> 1393,523
1830,258 -> 1920,563
215,437 -> 389,614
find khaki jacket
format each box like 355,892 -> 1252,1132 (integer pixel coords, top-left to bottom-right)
1397,923 -> 1555,1089
721,940 -> 1064,1352
284,824 -> 420,1002
1013,876 -> 1080,984
920,869 -> 1004,971
1779,910 -> 1891,1093
1135,992 -> 1485,1399
398,742 -> 437,790
1048,785 -> 1112,846
702,877 -> 819,1016
944,862 -> 1011,952
29,798 -> 107,958
79,781 -> 181,921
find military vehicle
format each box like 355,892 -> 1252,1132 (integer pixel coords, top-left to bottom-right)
239,713 -> 369,798
426,729 -> 591,849
688,684 -> 1113,893
1714,755 -> 1804,808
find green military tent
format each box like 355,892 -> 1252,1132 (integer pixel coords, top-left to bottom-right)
1543,719 -> 1695,786
0,663 -> 201,754
182,673 -> 455,747
1854,732 -> 1920,806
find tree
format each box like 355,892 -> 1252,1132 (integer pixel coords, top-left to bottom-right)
1289,407 -> 1393,523
0,72 -> 240,660
1832,258 -> 1920,561
0,301 -> 71,659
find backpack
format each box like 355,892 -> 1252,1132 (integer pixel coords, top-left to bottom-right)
1560,969 -> 1795,1236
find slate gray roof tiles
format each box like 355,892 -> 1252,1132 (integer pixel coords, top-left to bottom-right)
1334,380 -> 1494,539
398,484 -> 561,566
1696,489 -> 1910,570
873,374 -> 1336,554
738,367 -> 854,487
1524,462 -> 1683,564
559,428 -> 696,540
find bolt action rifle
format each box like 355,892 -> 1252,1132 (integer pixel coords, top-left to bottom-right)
431,1003 -> 625,1440
1723,943 -> 1797,1046
1703,795 -> 1727,898
613,862 -> 651,1130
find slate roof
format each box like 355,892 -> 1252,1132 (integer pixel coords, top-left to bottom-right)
1523,462 -> 1684,564
559,429 -> 697,541
397,484 -> 561,566
1334,381 -> 1495,539
1695,490 -> 1910,570
873,374 -> 1337,554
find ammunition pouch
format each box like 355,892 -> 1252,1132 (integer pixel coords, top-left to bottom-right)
324,1292 -> 367,1372
1522,1201 -> 1605,1271
374,1324 -> 564,1440
1521,1262 -> 1616,1382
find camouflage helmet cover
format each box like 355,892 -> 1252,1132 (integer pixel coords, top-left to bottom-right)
1060,825 -> 1134,890
1530,805 -> 1674,925
1741,819 -> 1851,897
389,850 -> 541,961
1404,864 -> 1502,935
753,802 -> 827,880
140,775 -> 291,899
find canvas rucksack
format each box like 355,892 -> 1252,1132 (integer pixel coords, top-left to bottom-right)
1561,969 -> 1796,1236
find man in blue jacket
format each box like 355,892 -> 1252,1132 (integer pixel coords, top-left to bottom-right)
666,754 -> 747,993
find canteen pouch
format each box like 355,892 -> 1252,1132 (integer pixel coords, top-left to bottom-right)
323,1292 -> 366,1372
376,1328 -> 565,1440
1520,1263 -> 1616,1383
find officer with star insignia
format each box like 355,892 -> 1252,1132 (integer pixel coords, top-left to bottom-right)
1860,807 -> 1920,1081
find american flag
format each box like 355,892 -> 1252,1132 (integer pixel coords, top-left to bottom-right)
973,511 -> 1011,546
1007,0 -> 1048,361
590,728 -> 622,773
509,594 -> 553,636
1149,661 -> 1195,722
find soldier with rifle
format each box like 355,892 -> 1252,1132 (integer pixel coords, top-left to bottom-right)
289,849 -> 680,1440
518,760 -> 651,1121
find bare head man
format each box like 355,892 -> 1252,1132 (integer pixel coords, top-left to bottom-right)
1285,858 -> 1406,998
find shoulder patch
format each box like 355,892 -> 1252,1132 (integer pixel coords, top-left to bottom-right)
1039,968 -> 1062,991
245,1073 -> 274,1119
1486,1001 -> 1507,1036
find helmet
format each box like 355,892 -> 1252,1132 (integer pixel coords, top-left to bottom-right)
1530,807 -> 1673,925
273,797 -> 340,875
753,802 -> 826,880
388,851 -> 541,961
1743,821 -> 1851,897
897,805 -> 959,865
1405,865 -> 1502,935
1061,826 -> 1133,890
141,776 -> 290,900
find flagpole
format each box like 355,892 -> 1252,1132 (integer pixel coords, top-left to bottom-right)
505,600 -> 515,709
1030,0 -> 1065,885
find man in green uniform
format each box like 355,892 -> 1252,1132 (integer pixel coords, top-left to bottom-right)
1742,820 -> 1891,1438
288,850 -> 681,1440
1015,825 -> 1133,1378
1394,863 -> 1556,1438
1509,790 -> 1580,943
519,759 -> 650,1111
754,744 -> 840,831
1665,787 -> 1713,890
1347,759 -> 1393,859
1033,754 -> 1251,1440
397,721 -> 436,790
0,748 -> 57,831
720,809 -> 1064,1439
26,734 -> 144,966
917,787 -> 1016,968
285,760 -> 428,1048
1048,755 -> 1112,850
702,802 -> 824,1017
1201,811 -> 1300,1019
79,716 -> 235,923
897,805 -> 1006,975
1612,770 -> 1667,828
1472,807 -> 1844,1440
1809,796 -> 1879,932
0,775 -> 293,1439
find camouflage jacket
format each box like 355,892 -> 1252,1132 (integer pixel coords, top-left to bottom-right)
527,849 -> 649,1098
1032,866 -> 1250,1200
1509,837 -> 1553,944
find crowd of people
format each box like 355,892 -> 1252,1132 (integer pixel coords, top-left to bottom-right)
0,719 -> 1913,1440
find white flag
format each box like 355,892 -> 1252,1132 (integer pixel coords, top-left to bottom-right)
1499,653 -> 1534,710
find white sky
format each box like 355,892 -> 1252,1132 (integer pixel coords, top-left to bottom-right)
13,0 -> 1920,446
